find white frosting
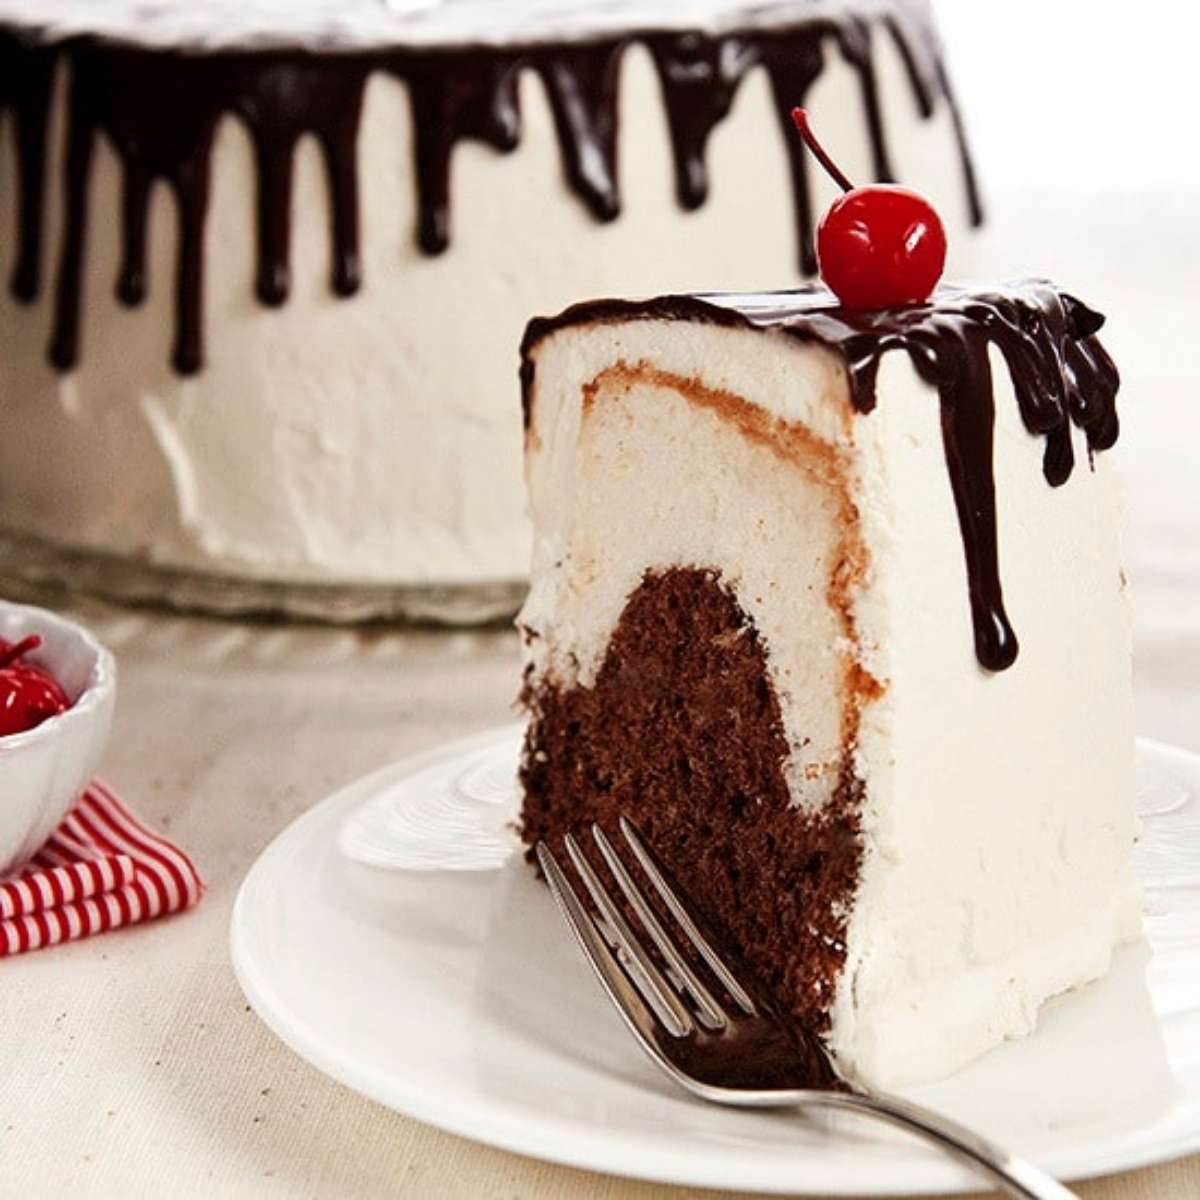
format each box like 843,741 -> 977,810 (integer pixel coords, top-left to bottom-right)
832,348 -> 1141,1087
2,1 -> 911,50
519,311 -> 1141,1089
0,23 -> 974,587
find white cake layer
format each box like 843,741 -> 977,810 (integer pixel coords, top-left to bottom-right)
524,321 -> 854,806
520,313 -> 1140,1088
0,30 -> 974,587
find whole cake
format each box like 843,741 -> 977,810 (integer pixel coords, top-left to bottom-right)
0,0 -> 979,617
517,280 -> 1140,1088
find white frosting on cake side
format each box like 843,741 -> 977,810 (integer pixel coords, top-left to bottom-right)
0,29 -> 974,586
830,348 -> 1141,1087
520,309 -> 1140,1089
1,0 -> 921,50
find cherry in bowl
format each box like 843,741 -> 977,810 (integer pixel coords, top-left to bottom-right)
0,635 -> 72,737
0,602 -> 115,875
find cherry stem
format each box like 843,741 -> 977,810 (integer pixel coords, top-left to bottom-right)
0,635 -> 42,670
790,107 -> 854,194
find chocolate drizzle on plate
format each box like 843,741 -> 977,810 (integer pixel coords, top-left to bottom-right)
520,282 -> 1120,672
0,9 -> 980,375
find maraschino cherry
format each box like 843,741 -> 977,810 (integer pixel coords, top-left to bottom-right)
791,107 -> 946,310
0,635 -> 71,736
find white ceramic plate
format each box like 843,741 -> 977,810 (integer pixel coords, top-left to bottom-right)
231,728 -> 1200,1195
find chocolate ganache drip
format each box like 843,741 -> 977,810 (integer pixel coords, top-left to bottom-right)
0,9 -> 980,376
0,31 -> 55,303
793,285 -> 1119,670
520,282 -> 1120,673
46,45 -> 378,374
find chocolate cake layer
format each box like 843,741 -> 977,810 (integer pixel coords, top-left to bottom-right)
520,566 -> 862,1035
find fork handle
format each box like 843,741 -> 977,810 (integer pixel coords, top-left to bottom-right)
783,1089 -> 1076,1199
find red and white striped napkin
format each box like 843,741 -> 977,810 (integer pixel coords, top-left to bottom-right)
0,781 -> 203,956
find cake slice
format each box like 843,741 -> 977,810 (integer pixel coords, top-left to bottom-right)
517,282 -> 1141,1089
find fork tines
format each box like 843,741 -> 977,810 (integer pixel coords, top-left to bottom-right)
537,824 -> 1080,1199
537,818 -> 757,1045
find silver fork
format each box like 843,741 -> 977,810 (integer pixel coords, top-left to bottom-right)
537,818 -> 1075,1200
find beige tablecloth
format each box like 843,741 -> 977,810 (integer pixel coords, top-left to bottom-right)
2,188 -> 1198,1198
0,600 -> 1194,1200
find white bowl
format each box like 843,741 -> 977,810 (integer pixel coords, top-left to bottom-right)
0,601 -> 116,876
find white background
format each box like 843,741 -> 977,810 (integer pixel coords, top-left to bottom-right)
937,0 -> 1197,192
934,0 -> 1200,751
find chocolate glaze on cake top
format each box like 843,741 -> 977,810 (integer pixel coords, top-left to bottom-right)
0,5 -> 979,375
520,281 -> 1121,672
